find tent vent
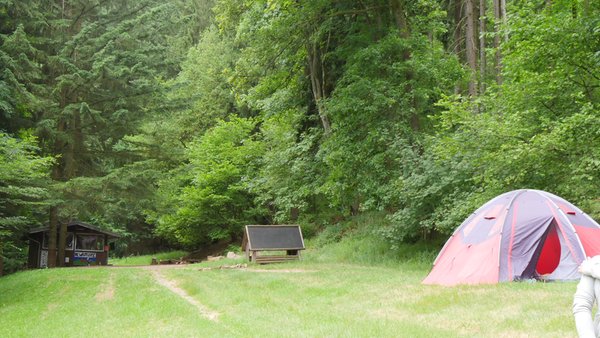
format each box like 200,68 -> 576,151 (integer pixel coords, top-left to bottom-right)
483,204 -> 504,220
559,203 -> 576,215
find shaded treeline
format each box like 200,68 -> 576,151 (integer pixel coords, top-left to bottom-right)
0,0 -> 598,274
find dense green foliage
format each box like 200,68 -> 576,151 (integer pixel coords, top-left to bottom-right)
387,1 -> 600,241
0,0 -> 598,268
151,117 -> 266,247
0,0 -> 213,259
0,133 -> 53,274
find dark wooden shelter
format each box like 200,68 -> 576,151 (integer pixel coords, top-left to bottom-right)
27,221 -> 120,268
241,225 -> 305,264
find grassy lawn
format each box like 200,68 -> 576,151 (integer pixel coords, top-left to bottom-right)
0,267 -> 225,337
0,259 -> 578,337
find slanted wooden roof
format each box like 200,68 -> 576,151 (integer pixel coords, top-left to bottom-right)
29,220 -> 121,238
242,225 -> 305,251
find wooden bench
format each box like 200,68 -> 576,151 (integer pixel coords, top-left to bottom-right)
242,225 -> 305,265
251,249 -> 301,264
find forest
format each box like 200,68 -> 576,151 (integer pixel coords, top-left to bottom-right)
0,0 -> 598,275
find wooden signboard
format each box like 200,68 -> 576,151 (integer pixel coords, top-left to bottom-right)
242,225 -> 305,264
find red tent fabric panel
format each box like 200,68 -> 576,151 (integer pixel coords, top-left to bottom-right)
535,226 -> 561,275
575,225 -> 600,258
422,235 -> 500,286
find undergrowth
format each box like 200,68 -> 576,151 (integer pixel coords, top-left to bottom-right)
304,212 -> 439,268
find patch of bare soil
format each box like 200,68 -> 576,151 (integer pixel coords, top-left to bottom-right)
198,263 -> 247,271
194,264 -> 315,273
95,271 -> 115,301
41,303 -> 58,320
147,267 -> 220,322
245,268 -> 316,273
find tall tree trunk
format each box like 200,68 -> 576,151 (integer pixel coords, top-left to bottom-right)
57,0 -> 83,264
452,0 -> 465,93
307,41 -> 331,134
452,0 -> 464,56
375,6 -> 384,40
290,207 -> 299,222
389,0 -> 420,130
479,0 -> 487,95
64,110 -> 81,178
0,240 -> 4,276
390,0 -> 410,40
465,0 -> 478,97
57,219 -> 67,266
583,0 -> 589,15
501,0 -> 507,41
57,105 -> 82,266
494,0 -> 503,85
48,205 -> 58,268
49,113 -> 66,268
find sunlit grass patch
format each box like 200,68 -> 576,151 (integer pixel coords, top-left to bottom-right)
0,259 -> 579,337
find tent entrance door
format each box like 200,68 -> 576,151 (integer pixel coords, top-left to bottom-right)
535,223 -> 561,276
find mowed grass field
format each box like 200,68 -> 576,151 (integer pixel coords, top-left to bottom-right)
0,255 -> 578,337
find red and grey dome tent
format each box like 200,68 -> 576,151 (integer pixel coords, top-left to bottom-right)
423,189 -> 600,286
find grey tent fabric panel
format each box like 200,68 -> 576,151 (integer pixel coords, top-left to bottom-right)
514,218 -> 556,280
498,191 -> 549,281
498,190 -> 589,281
544,194 -> 587,264
545,232 -> 581,281
546,192 -> 600,229
499,215 -> 553,281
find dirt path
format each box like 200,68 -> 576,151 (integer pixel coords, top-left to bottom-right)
144,266 -> 220,322
95,270 -> 115,301
244,268 -> 314,273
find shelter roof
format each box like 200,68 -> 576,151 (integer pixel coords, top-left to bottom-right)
242,225 -> 305,251
29,220 -> 121,238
